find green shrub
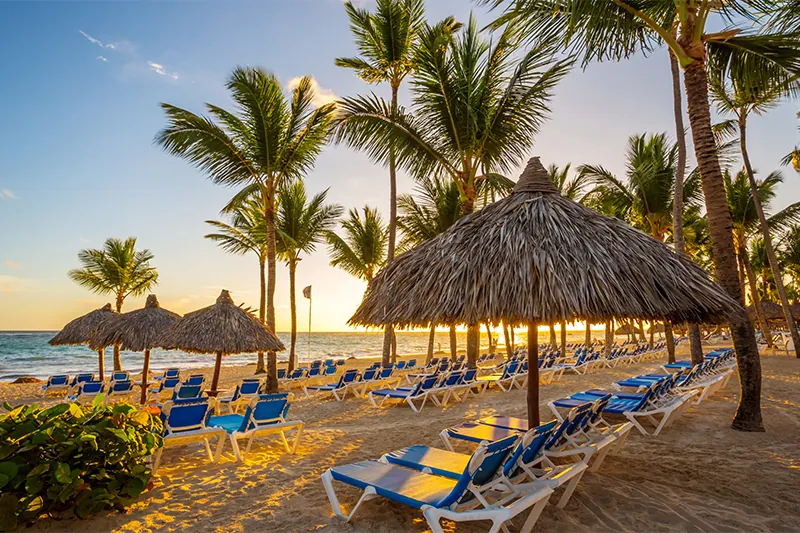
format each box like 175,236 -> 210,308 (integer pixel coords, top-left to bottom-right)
0,398 -> 163,530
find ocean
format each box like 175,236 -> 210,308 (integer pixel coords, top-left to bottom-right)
0,330 -> 506,381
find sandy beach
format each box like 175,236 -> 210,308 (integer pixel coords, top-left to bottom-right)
2,347 -> 798,533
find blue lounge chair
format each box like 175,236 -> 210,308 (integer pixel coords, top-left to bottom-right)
439,368 -> 482,405
155,368 -> 181,382
184,374 -> 206,387
66,381 -> 105,404
209,393 -> 304,461
476,360 -> 520,392
42,375 -> 70,397
173,383 -> 203,400
368,374 -> 440,413
111,371 -> 130,383
304,369 -> 361,401
218,380 -> 263,413
105,380 -> 136,403
322,434 -> 553,533
153,397 -> 227,472
277,368 -> 287,380
70,373 -> 96,388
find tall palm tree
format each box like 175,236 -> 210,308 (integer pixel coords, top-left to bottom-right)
68,237 -> 158,371
780,226 -> 800,289
336,0 -> 428,366
335,16 -> 572,367
725,168 -> 800,345
547,163 -> 589,201
327,206 -> 388,286
275,182 -> 343,372
488,0 -> 800,432
710,70 -> 800,357
205,198 -> 269,373
156,68 -> 335,393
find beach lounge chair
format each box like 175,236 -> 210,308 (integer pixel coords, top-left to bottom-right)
42,375 -> 70,397
439,369 -> 483,405
304,369 -> 361,401
476,360 -> 520,392
209,393 -> 304,461
105,380 -> 136,403
322,435 -> 553,533
172,383 -> 203,400
69,373 -> 96,389
148,377 -> 181,403
66,381 -> 105,404
355,365 -> 402,397
368,374 -> 440,413
111,371 -> 130,383
153,397 -> 227,472
184,374 -> 206,387
218,380 -> 263,413
155,368 -> 181,382
277,368 -> 287,380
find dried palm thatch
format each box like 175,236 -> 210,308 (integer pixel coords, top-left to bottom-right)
648,324 -> 665,334
791,303 -> 800,321
156,290 -> 284,394
49,303 -> 116,380
351,157 -> 742,328
350,157 -> 744,425
87,295 -> 181,404
88,295 -> 181,351
746,301 -> 785,322
614,324 -> 643,336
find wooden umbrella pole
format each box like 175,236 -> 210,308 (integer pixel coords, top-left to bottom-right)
209,351 -> 223,397
97,348 -> 105,382
527,321 -> 540,427
140,349 -> 151,405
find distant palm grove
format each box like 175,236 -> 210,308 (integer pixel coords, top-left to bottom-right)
56,0 -> 799,433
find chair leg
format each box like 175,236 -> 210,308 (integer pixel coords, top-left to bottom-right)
214,433 -> 226,463
152,448 -> 163,473
202,438 -> 214,463
555,466 -> 586,509
279,430 -> 291,453
291,424 -> 303,454
230,435 -> 243,462
519,496 -> 550,533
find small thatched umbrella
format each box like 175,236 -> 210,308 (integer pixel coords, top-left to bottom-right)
647,323 -> 665,334
746,301 -> 784,322
88,295 -> 181,404
49,303 -> 116,380
156,290 -> 285,396
350,157 -> 743,425
790,302 -> 800,322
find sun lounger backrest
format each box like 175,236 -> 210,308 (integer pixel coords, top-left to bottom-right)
110,380 -> 133,392
165,368 -> 180,379
503,422 -> 556,478
111,372 -> 129,382
173,384 -> 203,400
338,369 -> 360,387
186,375 -> 205,386
396,361 -> 406,370
502,360 -> 520,379
47,375 -> 69,386
240,381 -> 261,395
587,395 -> 612,425
162,398 -> 215,434
362,367 -> 379,381
234,393 -> 292,431
546,403 -> 591,449
78,381 -> 104,395
161,377 -> 180,390
378,366 -> 394,379
71,373 -> 95,386
463,434 -> 519,489
407,359 -> 416,368
462,368 -> 477,382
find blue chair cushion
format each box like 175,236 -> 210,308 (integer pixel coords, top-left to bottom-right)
209,414 -> 245,434
384,445 -> 468,480
445,422 -> 522,444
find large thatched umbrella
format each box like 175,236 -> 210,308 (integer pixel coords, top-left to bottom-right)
49,303 -> 116,380
156,290 -> 285,396
350,157 -> 743,425
88,295 -> 181,404
746,301 -> 784,322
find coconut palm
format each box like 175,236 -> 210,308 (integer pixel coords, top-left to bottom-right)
710,69 -> 800,357
781,112 -> 800,173
327,206 -> 388,285
780,226 -> 800,288
336,0 -> 429,365
335,16 -> 572,366
486,0 -> 800,432
156,67 -> 335,393
547,163 -> 590,201
750,238 -> 776,303
205,198 -> 269,373
275,182 -> 343,372
68,237 -> 158,371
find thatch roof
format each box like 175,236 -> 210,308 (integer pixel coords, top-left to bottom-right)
88,295 -> 181,351
791,302 -> 800,321
614,324 -> 643,335
747,301 -> 785,321
648,324 -> 665,334
350,157 -> 743,327
49,303 -> 116,346
156,290 -> 284,354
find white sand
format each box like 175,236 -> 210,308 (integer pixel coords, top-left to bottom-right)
3,346 -> 799,532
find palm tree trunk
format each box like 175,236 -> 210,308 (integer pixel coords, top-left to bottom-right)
449,325 -> 457,360
265,204 -> 278,393
484,322 -> 494,353
549,323 -> 557,350
741,249 -> 774,348
664,322 -> 676,364
648,323 -> 654,348
113,295 -> 123,371
391,331 -> 397,363
426,324 -> 436,364
559,321 -> 567,358
467,324 -> 479,368
604,320 -> 612,357
683,58 -> 763,431
502,322 -> 512,360
256,257 -> 267,374
288,259 -> 298,373
584,321 -> 592,350
740,118 -> 800,357
526,321 -> 540,427
381,84 -> 400,367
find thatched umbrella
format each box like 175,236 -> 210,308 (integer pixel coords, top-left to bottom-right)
648,323 -> 665,334
790,302 -> 800,322
156,290 -> 285,396
350,157 -> 743,425
49,303 -> 116,380
88,295 -> 181,404
746,301 -> 784,322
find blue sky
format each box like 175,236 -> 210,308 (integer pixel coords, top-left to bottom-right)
0,0 -> 798,331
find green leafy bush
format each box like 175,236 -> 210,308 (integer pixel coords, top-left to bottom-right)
0,398 -> 163,530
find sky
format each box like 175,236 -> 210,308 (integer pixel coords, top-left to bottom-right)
0,0 -> 798,332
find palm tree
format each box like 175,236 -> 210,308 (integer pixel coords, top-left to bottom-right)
780,226 -> 800,289
547,163 -> 589,201
781,112 -> 800,173
275,182 -> 343,372
68,237 -> 158,371
336,0 -> 428,366
327,206 -> 388,286
205,198 -> 269,373
488,0 -> 800,432
156,68 -> 335,393
335,16 -> 572,367
710,70 -> 800,357
725,168 -> 800,345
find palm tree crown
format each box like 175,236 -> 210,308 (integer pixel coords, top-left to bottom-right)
327,207 -> 388,283
69,237 -> 158,312
547,163 -> 589,201
276,182 -> 344,263
205,199 -> 267,258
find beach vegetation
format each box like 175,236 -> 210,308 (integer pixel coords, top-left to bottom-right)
327,206 -> 388,286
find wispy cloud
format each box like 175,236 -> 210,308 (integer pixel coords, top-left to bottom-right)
79,30 -> 116,50
148,61 -> 179,81
4,261 -> 20,269
286,76 -> 338,107
96,55 -> 109,63
0,275 -> 38,294
0,189 -> 16,200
